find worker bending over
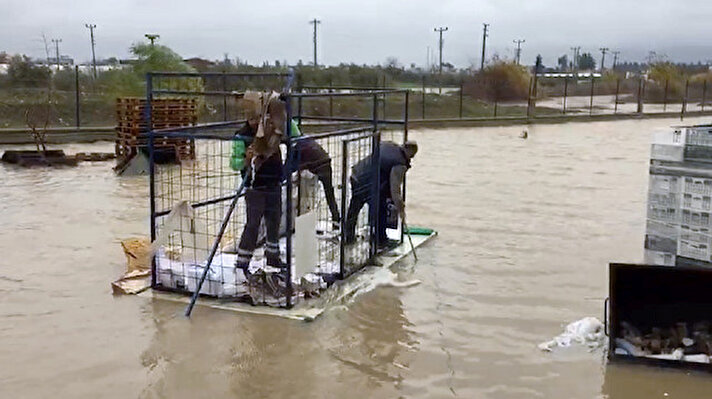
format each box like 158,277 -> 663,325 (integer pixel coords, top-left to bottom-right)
345,141 -> 418,248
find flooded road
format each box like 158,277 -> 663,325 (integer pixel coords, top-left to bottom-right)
3,117 -> 712,398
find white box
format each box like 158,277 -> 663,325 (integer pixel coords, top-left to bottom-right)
644,249 -> 676,266
649,174 -> 681,195
645,219 -> 680,240
683,177 -> 712,196
651,144 -> 684,162
653,128 -> 686,145
686,127 -> 712,147
681,209 -> 712,229
647,204 -> 679,224
678,239 -> 712,262
681,193 -> 712,211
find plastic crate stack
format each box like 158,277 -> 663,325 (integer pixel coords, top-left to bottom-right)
115,97 -> 198,163
646,124 -> 712,266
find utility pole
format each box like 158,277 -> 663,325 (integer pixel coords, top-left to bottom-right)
85,23 -> 97,78
426,46 -> 430,70
513,39 -> 525,65
480,23 -> 490,71
51,38 -> 62,70
434,26 -> 448,94
570,46 -> 581,72
612,51 -> 620,70
599,47 -> 609,72
309,18 -> 321,67
145,34 -> 160,46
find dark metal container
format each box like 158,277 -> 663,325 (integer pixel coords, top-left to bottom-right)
608,263 -> 712,371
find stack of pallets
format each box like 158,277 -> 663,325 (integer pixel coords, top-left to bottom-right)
115,97 -> 198,163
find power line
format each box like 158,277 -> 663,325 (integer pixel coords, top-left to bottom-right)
85,23 -> 97,78
480,23 -> 490,71
599,47 -> 609,72
51,38 -> 62,70
309,18 -> 321,67
513,39 -> 525,65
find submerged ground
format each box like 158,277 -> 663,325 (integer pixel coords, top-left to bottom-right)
3,117 -> 712,398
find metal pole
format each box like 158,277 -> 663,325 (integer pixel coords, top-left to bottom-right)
703,80 -> 708,113
637,78 -> 643,114
310,18 -> 321,67
563,77 -> 569,114
663,79 -> 669,112
421,75 -> 426,119
459,80 -> 463,118
371,94 -> 379,253
681,79 -> 689,120
146,73 -> 156,288
480,23 -> 489,71
614,78 -> 620,114
526,77 -> 533,118
85,24 -> 97,79
185,177 -> 249,317
589,77 -> 595,116
434,27 -> 448,95
329,77 -> 333,117
494,96 -> 498,117
75,66 -> 80,129
222,72 -> 227,121
339,140 -> 348,279
285,92 -> 294,308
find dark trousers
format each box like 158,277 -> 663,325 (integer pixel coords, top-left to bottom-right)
309,162 -> 340,223
236,187 -> 281,266
344,180 -> 388,245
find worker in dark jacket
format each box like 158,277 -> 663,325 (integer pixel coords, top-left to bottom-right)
294,136 -> 340,226
230,114 -> 284,276
344,141 -> 418,248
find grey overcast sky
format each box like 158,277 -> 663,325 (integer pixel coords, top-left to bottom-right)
2,0 -> 711,67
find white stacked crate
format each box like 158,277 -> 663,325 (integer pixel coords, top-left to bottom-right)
646,125 -> 712,266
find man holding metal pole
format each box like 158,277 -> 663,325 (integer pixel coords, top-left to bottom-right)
345,141 -> 418,250
230,93 -> 285,279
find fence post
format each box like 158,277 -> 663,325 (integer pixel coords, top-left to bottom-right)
637,78 -> 643,114
614,78 -> 620,114
297,73 -> 303,128
563,77 -> 569,114
526,77 -> 533,118
681,79 -> 689,121
494,95 -> 498,118
74,65 -> 80,129
382,75 -> 386,119
459,80 -> 463,118
589,77 -> 595,116
421,75 -> 426,119
222,72 -> 227,121
329,77 -> 333,117
703,80 -> 708,113
663,79 -> 669,112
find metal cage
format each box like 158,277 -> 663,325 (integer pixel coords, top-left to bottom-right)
146,71 -> 410,308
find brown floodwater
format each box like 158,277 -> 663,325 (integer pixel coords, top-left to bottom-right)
3,117 -> 712,398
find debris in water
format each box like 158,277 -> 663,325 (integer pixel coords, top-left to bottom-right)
538,317 -> 605,352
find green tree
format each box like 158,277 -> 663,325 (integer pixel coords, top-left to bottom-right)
557,55 -> 569,71
577,52 -> 596,70
7,55 -> 51,87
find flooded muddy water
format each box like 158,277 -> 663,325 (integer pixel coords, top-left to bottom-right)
3,117 -> 712,398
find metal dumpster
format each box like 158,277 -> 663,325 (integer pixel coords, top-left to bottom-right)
608,262 -> 712,371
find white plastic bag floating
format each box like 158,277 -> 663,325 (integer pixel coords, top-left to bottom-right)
538,317 -> 605,352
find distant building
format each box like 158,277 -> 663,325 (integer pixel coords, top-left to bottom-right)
184,57 -> 216,70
